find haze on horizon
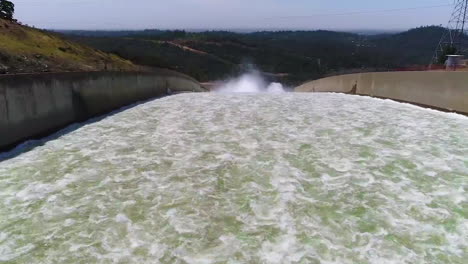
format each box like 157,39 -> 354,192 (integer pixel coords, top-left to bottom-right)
14,0 -> 452,31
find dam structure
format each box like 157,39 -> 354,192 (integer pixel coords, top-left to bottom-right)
0,70 -> 205,151
0,72 -> 467,263
295,71 -> 468,115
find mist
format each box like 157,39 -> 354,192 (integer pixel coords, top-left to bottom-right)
214,70 -> 286,94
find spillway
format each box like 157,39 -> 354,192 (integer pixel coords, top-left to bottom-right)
0,93 -> 467,263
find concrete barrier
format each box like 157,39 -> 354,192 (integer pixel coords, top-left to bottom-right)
295,71 -> 468,114
0,70 -> 204,150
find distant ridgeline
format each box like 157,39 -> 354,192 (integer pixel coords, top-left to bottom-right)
63,26 -> 454,84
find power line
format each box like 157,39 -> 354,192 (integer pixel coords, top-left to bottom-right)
267,4 -> 452,20
432,0 -> 468,64
13,0 -> 104,7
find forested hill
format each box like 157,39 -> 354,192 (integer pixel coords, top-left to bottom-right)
63,26 -> 451,84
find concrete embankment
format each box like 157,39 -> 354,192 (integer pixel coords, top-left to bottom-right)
0,70 -> 205,151
295,71 -> 468,114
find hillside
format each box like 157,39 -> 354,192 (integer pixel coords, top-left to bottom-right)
68,32 -> 324,83
0,19 -> 137,74
64,26 -> 451,84
369,26 -> 449,66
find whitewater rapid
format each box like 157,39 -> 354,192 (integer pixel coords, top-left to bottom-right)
0,93 -> 467,263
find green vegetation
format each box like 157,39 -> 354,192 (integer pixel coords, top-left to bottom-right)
0,0 -> 14,20
1,21 -> 459,81
438,45 -> 458,64
0,18 -> 137,73
64,26 -> 456,84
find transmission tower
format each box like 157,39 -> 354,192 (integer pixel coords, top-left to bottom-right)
432,0 -> 468,64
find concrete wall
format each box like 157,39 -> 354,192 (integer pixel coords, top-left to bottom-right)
0,70 -> 204,150
295,71 -> 468,114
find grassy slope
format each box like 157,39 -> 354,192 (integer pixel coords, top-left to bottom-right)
0,19 -> 137,73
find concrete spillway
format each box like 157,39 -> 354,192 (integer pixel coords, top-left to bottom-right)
0,70 -> 205,151
296,71 -> 468,115
0,93 -> 466,263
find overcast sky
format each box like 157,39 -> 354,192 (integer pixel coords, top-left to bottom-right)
13,0 -> 453,30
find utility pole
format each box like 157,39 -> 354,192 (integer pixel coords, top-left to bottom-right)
432,0 -> 468,64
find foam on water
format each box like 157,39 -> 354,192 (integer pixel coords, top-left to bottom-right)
0,93 -> 467,263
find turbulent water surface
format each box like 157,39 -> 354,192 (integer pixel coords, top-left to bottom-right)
0,93 -> 467,263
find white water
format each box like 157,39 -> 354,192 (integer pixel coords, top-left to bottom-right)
0,93 -> 467,263
214,71 -> 286,93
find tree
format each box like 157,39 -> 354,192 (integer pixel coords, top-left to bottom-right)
0,0 -> 14,20
438,45 -> 458,64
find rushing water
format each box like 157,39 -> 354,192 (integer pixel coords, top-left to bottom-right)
0,93 -> 467,263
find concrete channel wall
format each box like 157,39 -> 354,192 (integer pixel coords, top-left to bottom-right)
0,70 -> 204,150
295,71 -> 468,114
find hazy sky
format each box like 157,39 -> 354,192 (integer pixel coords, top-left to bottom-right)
13,0 -> 453,30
